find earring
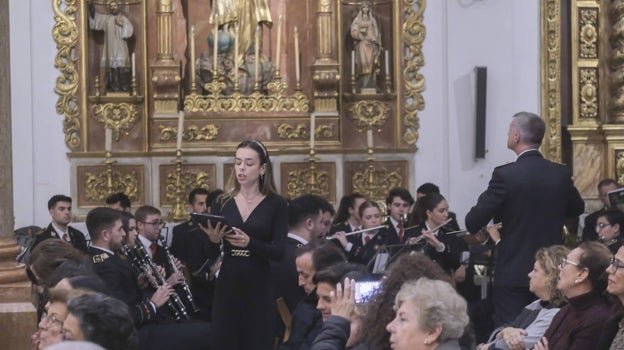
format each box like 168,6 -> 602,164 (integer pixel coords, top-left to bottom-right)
424,338 -> 430,345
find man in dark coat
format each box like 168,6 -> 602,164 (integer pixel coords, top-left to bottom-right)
30,194 -> 88,254
465,111 -> 584,326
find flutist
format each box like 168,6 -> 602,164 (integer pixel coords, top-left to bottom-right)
384,187 -> 417,243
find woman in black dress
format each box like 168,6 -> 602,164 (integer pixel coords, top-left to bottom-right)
200,140 -> 288,350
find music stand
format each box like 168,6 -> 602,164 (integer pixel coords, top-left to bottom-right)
367,243 -> 413,274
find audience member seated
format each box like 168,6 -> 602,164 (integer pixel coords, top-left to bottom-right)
583,178 -> 619,242
386,277 -> 469,350
597,245 -> 624,349
534,241 -> 612,350
360,252 -> 453,350
63,293 -> 139,350
31,288 -> 73,350
478,245 -> 569,350
595,208 -> 624,254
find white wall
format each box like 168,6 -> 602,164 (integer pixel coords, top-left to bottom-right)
9,0 -> 541,229
417,0 -> 540,224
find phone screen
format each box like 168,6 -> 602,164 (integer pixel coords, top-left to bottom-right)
354,281 -> 381,304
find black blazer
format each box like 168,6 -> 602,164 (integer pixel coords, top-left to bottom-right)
271,236 -> 306,312
31,223 -> 88,253
465,150 -> 584,286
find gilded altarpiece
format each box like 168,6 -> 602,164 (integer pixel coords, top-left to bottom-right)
54,0 -> 426,217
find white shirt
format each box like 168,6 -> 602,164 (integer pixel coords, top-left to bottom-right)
287,233 -> 308,246
138,234 -> 157,259
51,222 -> 71,243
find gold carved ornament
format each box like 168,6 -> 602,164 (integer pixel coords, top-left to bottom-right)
540,0 -> 562,162
164,171 -> 211,205
286,169 -> 330,199
276,123 -> 335,140
609,1 -> 624,119
85,169 -> 139,202
579,8 -> 598,59
580,68 -> 598,119
53,0 -> 81,150
349,100 -> 390,130
402,0 -> 426,146
352,166 -> 403,202
159,124 -> 220,143
93,103 -> 139,140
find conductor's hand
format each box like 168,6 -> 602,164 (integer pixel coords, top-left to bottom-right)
150,283 -> 174,308
333,231 -> 349,248
198,220 -> 231,244
486,226 -> 501,243
331,278 -> 355,319
225,227 -> 250,248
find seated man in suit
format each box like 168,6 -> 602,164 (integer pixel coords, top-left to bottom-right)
30,195 -> 88,255
583,178 -> 620,242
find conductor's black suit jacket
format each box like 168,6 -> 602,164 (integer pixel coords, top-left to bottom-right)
465,150 -> 584,287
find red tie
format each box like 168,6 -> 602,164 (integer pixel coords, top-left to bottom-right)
150,242 -> 157,257
62,233 -> 69,241
398,222 -> 404,242
364,235 -> 371,245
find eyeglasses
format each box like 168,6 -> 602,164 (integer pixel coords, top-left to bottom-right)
611,257 -> 624,271
596,222 -> 611,230
142,220 -> 165,228
40,313 -> 64,329
560,258 -> 581,269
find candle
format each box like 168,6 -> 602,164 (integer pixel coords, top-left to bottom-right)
255,26 -> 260,87
213,14 -> 218,77
131,53 -> 136,78
234,27 -> 239,85
105,127 -> 112,152
384,50 -> 389,76
294,26 -> 300,85
275,15 -> 282,74
310,114 -> 316,149
190,25 -> 196,88
177,111 -> 185,150
351,50 -> 355,77
367,129 -> 373,149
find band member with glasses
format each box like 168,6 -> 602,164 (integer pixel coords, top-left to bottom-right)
595,208 -> 624,254
597,245 -> 624,349
198,139 -> 288,350
534,241 -> 611,350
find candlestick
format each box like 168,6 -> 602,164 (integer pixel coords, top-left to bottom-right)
351,50 -> 355,77
275,15 -> 282,75
213,14 -> 218,77
234,27 -> 239,88
310,114 -> 316,149
105,127 -> 112,152
190,25 -> 196,89
255,26 -> 260,90
294,26 -> 300,86
367,129 -> 373,149
177,111 -> 185,150
384,50 -> 389,76
131,53 -> 136,78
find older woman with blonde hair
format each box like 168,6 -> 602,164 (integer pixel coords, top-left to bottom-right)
386,277 -> 469,350
478,245 -> 569,350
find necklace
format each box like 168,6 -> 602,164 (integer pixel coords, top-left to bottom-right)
241,191 -> 261,204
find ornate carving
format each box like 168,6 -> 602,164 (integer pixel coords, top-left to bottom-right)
277,123 -> 307,139
579,67 -> 599,119
541,0 -> 562,162
92,103 -> 139,140
159,124 -> 220,142
609,0 -> 624,121
352,165 -> 402,202
402,0 -> 426,146
53,0 -> 81,150
184,87 -> 309,112
84,168 -> 139,202
616,150 -> 624,185
579,8 -> 598,59
287,168 -> 330,198
348,100 -> 390,130
164,170 -> 211,205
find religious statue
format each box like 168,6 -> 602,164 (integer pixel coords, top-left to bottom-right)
350,1 -> 381,91
88,0 -> 134,92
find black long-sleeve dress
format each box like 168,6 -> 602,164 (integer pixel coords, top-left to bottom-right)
209,193 -> 288,350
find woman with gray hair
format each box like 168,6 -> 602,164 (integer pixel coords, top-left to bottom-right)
386,277 -> 469,350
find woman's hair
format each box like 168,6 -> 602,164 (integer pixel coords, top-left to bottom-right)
119,211 -> 134,235
577,241 -> 612,292
222,140 -> 278,202
394,277 -> 469,344
358,200 -> 381,220
415,193 -> 446,223
29,240 -> 88,287
334,193 -> 366,224
360,252 -> 453,350
47,259 -> 96,288
534,245 -> 569,307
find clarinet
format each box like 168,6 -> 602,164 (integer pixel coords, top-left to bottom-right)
159,237 -> 199,313
122,244 -> 189,321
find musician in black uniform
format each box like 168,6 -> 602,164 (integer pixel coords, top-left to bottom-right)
30,195 -> 88,255
384,187 -> 416,244
330,193 -> 367,235
596,208 -> 624,254
171,187 -> 214,321
86,207 -> 211,350
342,201 -> 393,268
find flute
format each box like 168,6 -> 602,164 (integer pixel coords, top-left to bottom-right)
407,218 -> 453,245
325,225 -> 386,240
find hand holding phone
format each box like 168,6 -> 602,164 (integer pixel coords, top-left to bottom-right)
354,281 -> 381,304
